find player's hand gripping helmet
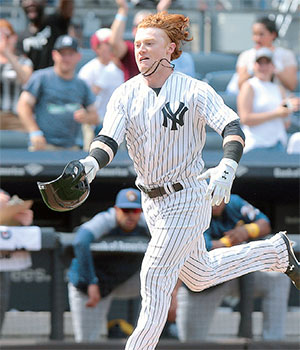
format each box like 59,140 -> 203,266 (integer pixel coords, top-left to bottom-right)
37,160 -> 90,212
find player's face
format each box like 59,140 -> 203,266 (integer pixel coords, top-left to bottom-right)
252,23 -> 276,49
134,27 -> 174,74
115,206 -> 142,232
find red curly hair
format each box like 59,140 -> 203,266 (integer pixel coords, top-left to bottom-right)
137,12 -> 192,61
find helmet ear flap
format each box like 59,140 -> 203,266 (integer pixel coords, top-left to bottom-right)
37,160 -> 90,212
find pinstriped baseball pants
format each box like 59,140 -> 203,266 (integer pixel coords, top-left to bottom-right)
125,178 -> 289,350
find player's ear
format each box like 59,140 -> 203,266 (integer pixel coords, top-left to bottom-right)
167,42 -> 176,55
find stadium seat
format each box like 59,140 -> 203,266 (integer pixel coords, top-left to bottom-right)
204,70 -> 235,92
190,51 -> 238,80
0,130 -> 29,148
218,92 -> 237,112
204,128 -> 223,150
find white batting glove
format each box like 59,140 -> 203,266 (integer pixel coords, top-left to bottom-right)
197,158 -> 238,206
79,156 -> 99,184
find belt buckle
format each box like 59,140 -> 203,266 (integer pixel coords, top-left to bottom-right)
138,185 -> 151,194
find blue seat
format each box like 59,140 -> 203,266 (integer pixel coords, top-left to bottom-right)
218,92 -> 238,112
204,129 -> 223,150
204,70 -> 235,92
190,51 -> 237,80
0,130 -> 29,149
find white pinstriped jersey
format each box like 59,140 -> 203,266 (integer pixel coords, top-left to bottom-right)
100,71 -> 239,187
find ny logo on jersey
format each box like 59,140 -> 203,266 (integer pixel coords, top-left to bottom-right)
162,102 -> 188,130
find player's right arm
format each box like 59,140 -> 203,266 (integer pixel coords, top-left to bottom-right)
17,91 -> 47,150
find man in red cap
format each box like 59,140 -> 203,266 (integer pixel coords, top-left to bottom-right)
78,28 -> 124,133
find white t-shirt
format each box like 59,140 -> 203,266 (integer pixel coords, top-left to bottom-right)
227,46 -> 297,95
242,76 -> 287,153
78,58 -> 124,123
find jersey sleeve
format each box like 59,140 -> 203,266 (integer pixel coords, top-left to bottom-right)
23,70 -> 44,99
99,85 -> 127,145
82,80 -> 96,108
81,208 -> 117,241
198,82 -> 239,135
71,227 -> 99,286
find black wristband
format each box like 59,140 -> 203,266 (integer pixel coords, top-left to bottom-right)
223,140 -> 243,163
89,135 -> 118,169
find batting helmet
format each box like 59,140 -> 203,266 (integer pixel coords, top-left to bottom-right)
37,160 -> 90,212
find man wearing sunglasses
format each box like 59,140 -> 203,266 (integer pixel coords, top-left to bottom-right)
67,188 -> 150,342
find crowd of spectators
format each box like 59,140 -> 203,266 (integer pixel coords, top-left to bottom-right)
0,1 -> 298,153
0,0 -> 299,343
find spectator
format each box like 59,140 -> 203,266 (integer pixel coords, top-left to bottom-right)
237,47 -> 300,153
0,190 -> 34,335
19,0 -> 74,70
78,28 -> 124,133
110,0 -> 172,81
176,195 -> 291,341
0,19 -> 33,131
227,16 -> 297,95
67,188 -> 150,342
17,35 -> 98,151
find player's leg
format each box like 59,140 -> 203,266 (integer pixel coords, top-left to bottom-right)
176,280 -> 234,341
68,283 -> 112,341
125,183 -> 211,350
253,271 -> 291,340
180,233 -> 289,292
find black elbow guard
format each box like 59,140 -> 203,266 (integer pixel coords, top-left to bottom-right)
89,135 -> 118,169
222,120 -> 245,163
222,119 -> 245,141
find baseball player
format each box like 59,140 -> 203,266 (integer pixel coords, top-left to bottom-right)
70,12 -> 299,350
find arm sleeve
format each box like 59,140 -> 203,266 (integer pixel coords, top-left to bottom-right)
81,208 -> 117,240
23,70 -> 43,99
232,195 -> 270,223
198,83 -> 239,135
203,228 -> 213,251
73,227 -> 98,285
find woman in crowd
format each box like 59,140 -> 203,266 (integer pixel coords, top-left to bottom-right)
227,16 -> 297,94
237,47 -> 299,153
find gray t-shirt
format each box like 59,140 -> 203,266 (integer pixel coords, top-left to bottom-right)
24,67 -> 95,147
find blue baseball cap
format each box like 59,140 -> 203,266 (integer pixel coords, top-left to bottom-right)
115,188 -> 141,209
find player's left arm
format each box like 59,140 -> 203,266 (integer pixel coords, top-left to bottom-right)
198,119 -> 245,206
